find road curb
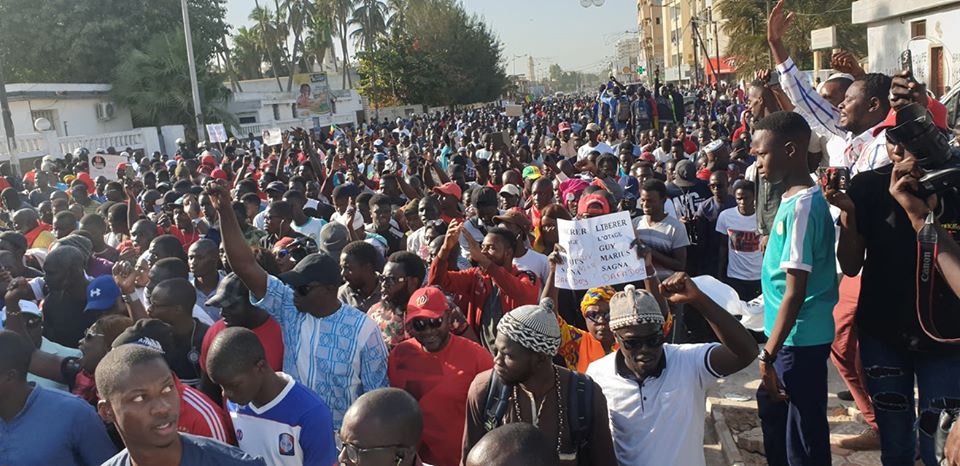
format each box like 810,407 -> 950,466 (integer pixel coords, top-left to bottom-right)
707,400 -> 746,466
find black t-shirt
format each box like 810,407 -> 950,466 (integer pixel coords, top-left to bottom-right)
42,289 -> 96,348
167,319 -> 210,388
848,166 -> 960,352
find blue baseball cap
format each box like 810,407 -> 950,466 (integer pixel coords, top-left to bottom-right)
85,275 -> 121,312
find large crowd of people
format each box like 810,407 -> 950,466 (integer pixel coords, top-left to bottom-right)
2,1 -> 960,465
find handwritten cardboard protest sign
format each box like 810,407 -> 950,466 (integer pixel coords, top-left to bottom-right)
555,211 -> 646,289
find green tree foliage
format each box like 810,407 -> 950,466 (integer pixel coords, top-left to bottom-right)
715,0 -> 866,79
0,0 -> 228,83
358,0 -> 507,106
111,30 -> 236,133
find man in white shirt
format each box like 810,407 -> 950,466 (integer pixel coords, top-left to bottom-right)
716,180 -> 762,301
577,123 -> 614,161
284,190 -> 327,245
587,274 -> 757,466
767,2 -> 891,175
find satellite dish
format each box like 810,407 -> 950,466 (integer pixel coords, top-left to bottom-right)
34,117 -> 52,132
592,0 -> 605,5
580,0 -> 591,6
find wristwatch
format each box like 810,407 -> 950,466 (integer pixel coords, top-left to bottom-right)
758,348 -> 777,364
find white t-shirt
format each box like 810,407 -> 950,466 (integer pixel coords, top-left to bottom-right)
633,214 -> 690,279
407,226 -> 429,261
331,211 -> 364,231
577,142 -> 614,161
292,217 -> 327,245
586,343 -> 720,466
513,248 -> 550,288
715,208 -> 761,280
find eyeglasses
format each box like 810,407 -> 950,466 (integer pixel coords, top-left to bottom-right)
409,317 -> 443,332
339,441 -> 410,464
295,283 -> 321,297
584,310 -> 610,324
617,333 -> 665,350
379,275 -> 406,287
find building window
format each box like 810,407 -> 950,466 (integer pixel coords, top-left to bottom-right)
656,17 -> 660,25
272,104 -> 280,121
31,110 -> 56,131
911,20 -> 926,38
238,116 -> 256,124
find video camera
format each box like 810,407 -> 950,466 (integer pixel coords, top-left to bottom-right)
885,103 -> 960,197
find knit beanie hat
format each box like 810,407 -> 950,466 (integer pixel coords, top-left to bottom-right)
497,298 -> 562,356
609,284 -> 665,331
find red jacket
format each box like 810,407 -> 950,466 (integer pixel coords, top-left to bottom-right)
428,255 -> 539,331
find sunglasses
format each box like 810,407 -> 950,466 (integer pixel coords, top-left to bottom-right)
83,330 -> 106,341
618,333 -> 665,351
295,283 -> 321,297
409,317 -> 443,332
584,310 -> 610,324
379,275 -> 406,287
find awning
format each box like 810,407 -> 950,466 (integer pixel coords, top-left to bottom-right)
705,57 -> 739,83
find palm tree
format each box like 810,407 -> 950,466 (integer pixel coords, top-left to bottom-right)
231,26 -> 265,79
279,0 -> 315,91
111,30 -> 237,137
349,0 -> 388,52
250,3 -> 284,90
385,0 -> 408,33
330,0 -> 357,88
304,8 -> 336,72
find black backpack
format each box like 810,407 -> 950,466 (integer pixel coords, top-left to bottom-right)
481,369 -> 595,463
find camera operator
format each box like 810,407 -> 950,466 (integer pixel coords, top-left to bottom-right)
888,158 -> 960,297
826,69 -> 960,465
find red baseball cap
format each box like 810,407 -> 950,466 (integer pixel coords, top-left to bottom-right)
577,193 -> 611,216
200,153 -> 217,167
558,122 -> 572,133
211,168 -> 228,180
874,99 -> 948,136
432,181 -> 462,201
405,287 -> 449,323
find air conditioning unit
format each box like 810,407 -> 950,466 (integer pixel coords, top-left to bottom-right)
96,102 -> 116,121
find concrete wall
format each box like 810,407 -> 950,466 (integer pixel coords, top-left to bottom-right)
856,1 -> 960,92
8,98 -> 134,138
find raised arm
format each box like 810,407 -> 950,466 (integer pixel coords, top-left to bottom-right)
113,260 -> 148,321
660,273 -> 758,376
205,181 -> 268,299
890,156 -> 960,296
767,0 -> 843,137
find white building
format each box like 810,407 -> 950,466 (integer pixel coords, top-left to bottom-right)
0,84 -> 133,138
0,83 -> 179,167
226,69 -> 364,137
853,0 -> 960,98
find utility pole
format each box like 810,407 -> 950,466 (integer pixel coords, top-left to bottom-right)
0,54 -> 19,174
674,1 -> 681,85
181,0 -> 205,142
711,6 -> 720,83
692,15 -> 699,86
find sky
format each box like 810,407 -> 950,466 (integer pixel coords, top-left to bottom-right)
223,0 -> 639,75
